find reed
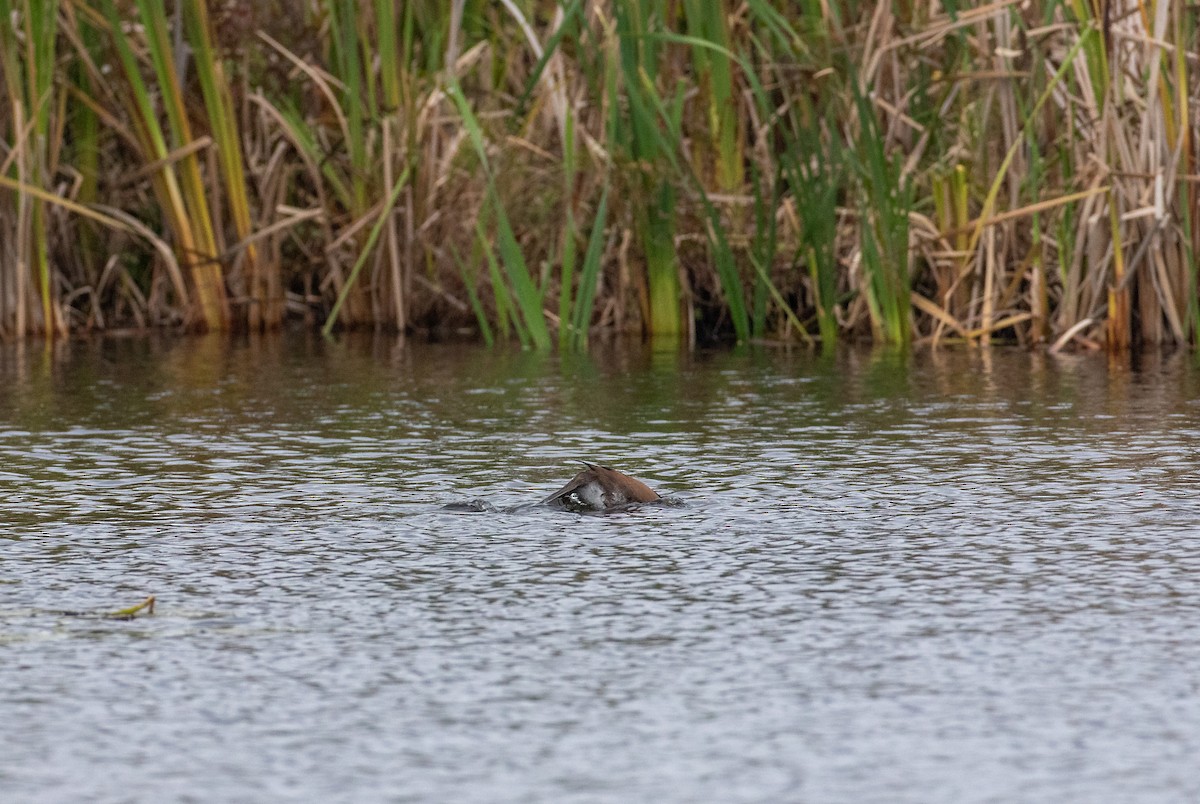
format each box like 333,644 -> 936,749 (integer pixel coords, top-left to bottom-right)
779,118 -> 841,347
0,1 -> 1198,351
851,85 -> 913,345
0,0 -> 63,337
95,0 -> 227,329
570,184 -> 610,350
65,3 -> 104,325
557,105 -> 579,349
682,0 -> 741,195
182,0 -> 275,328
613,0 -> 682,338
449,78 -> 551,349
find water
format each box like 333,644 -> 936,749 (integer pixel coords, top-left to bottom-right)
2,334 -> 1200,803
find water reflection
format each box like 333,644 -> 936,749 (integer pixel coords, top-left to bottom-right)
2,334 -> 1200,802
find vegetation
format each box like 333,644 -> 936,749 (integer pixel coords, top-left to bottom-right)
0,1 -> 1196,350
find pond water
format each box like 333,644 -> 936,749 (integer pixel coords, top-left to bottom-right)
2,333 -> 1199,803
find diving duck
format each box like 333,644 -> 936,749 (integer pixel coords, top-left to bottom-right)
543,461 -> 661,512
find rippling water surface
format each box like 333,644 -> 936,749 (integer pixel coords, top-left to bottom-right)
2,334 -> 1199,802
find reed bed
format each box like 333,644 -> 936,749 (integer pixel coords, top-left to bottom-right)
0,0 -> 1197,349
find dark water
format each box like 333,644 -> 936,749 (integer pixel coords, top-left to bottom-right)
2,334 -> 1199,803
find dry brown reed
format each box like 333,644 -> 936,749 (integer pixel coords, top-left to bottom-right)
0,0 -> 1197,350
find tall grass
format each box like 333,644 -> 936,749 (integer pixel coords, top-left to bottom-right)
0,1 -> 1198,351
851,85 -> 912,345
612,0 -> 682,338
781,129 -> 841,347
183,0 -> 275,328
96,0 -> 227,329
0,0 -> 62,337
449,77 -> 551,349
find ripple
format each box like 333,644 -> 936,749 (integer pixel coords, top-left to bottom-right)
2,340 -> 1200,802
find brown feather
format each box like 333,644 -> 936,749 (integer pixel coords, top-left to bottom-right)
543,462 -> 660,510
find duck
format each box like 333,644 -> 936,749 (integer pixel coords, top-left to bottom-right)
543,461 -> 661,512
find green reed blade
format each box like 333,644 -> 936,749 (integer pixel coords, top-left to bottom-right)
558,214 -> 577,348
102,0 -> 227,329
69,5 -> 102,282
513,0 -> 578,111
450,242 -> 494,347
749,165 -> 773,339
327,0 -> 368,215
493,195 -> 549,349
0,0 -> 62,335
781,122 -> 841,346
749,249 -> 812,346
682,0 -> 741,192
182,0 -> 268,326
613,0 -> 682,337
628,35 -> 750,340
515,0 -> 582,116
477,216 -> 525,347
322,165 -> 412,335
570,184 -> 610,350
376,0 -> 400,110
850,83 -> 912,344
448,79 -> 550,349
274,100 -> 353,211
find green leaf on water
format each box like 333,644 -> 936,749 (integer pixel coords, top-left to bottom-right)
107,596 -> 156,620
